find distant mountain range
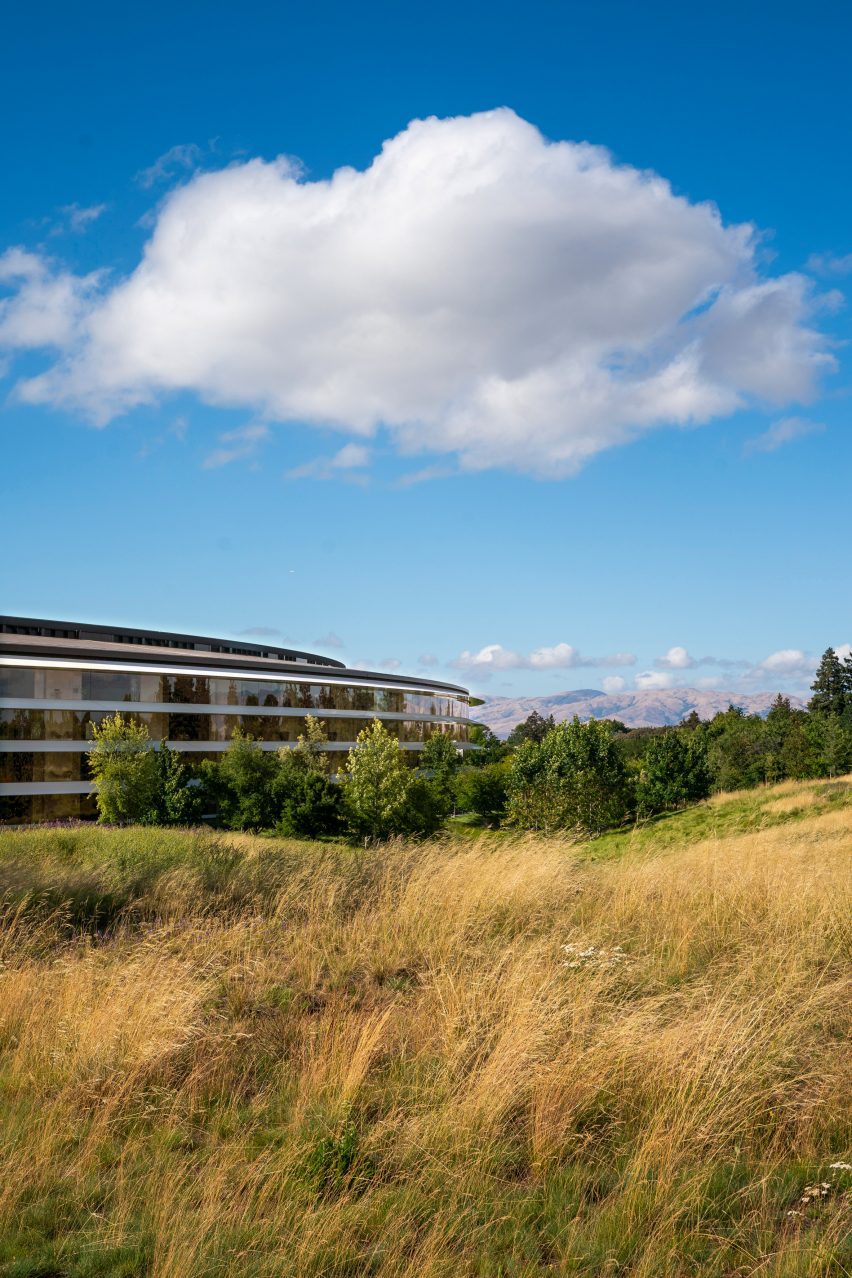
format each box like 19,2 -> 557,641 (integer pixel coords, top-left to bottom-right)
475,687 -> 806,737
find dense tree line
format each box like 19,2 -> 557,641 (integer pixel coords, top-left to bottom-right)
87,648 -> 852,840
87,714 -> 461,840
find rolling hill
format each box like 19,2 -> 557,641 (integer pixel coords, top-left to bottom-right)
475,686 -> 805,736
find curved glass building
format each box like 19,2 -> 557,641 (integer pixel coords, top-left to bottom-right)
0,617 -> 475,824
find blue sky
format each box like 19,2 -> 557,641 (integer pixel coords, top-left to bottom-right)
2,0 -> 850,700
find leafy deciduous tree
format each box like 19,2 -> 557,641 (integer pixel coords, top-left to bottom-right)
636,729 -> 710,816
339,719 -> 414,841
217,728 -> 279,830
87,712 -> 159,825
455,762 -> 509,826
420,730 -> 461,819
507,717 -> 630,836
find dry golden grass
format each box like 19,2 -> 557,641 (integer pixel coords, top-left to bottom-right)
0,780 -> 850,1277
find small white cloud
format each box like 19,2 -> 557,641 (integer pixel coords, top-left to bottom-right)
50,203 -> 108,236
380,657 -> 401,670
202,422 -> 269,468
602,676 -> 626,694
836,643 -> 852,662
451,642 -> 635,671
394,465 -> 456,488
759,648 -> 815,675
136,143 -> 202,189
0,248 -> 104,351
655,645 -> 696,670
418,653 -> 439,667
806,251 -> 852,277
745,416 -> 824,455
286,443 -> 370,481
635,671 -> 674,690
315,631 -> 345,650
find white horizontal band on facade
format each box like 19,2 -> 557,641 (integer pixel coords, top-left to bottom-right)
0,656 -> 469,703
0,698 -> 469,725
1,781 -> 94,796
2,738 -> 469,755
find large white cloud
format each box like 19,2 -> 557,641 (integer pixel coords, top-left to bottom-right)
451,642 -> 635,671
1,109 -> 833,474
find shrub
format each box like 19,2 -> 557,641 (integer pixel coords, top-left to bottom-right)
455,762 -> 509,825
275,767 -> 343,839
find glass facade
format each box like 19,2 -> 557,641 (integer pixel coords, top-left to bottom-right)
0,655 -> 475,824
0,668 -> 469,720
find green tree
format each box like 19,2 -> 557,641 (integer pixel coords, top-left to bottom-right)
275,767 -> 343,838
292,715 -> 331,773
506,710 -> 556,748
218,728 -> 279,830
339,719 -> 414,841
809,648 -> 849,717
507,718 -> 630,836
636,729 -> 710,816
87,712 -> 159,825
420,730 -> 461,819
400,778 -> 443,837
816,714 -> 851,779
705,707 -> 768,792
466,724 -> 507,765
274,718 -> 342,838
505,737 -> 553,830
152,740 -> 201,825
763,695 -> 793,781
778,710 -> 825,781
455,762 -> 509,826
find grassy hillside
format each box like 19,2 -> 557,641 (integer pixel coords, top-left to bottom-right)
1,779 -> 850,1277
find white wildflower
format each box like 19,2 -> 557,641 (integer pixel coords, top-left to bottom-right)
561,941 -> 630,971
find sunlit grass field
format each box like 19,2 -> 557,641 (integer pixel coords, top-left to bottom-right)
1,778 -> 850,1276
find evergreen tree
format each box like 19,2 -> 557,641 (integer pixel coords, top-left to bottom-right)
86,712 -> 159,825
843,652 -> 852,725
466,724 -> 507,765
809,648 -> 848,717
817,714 -> 851,779
506,710 -> 556,748
764,695 -> 793,784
